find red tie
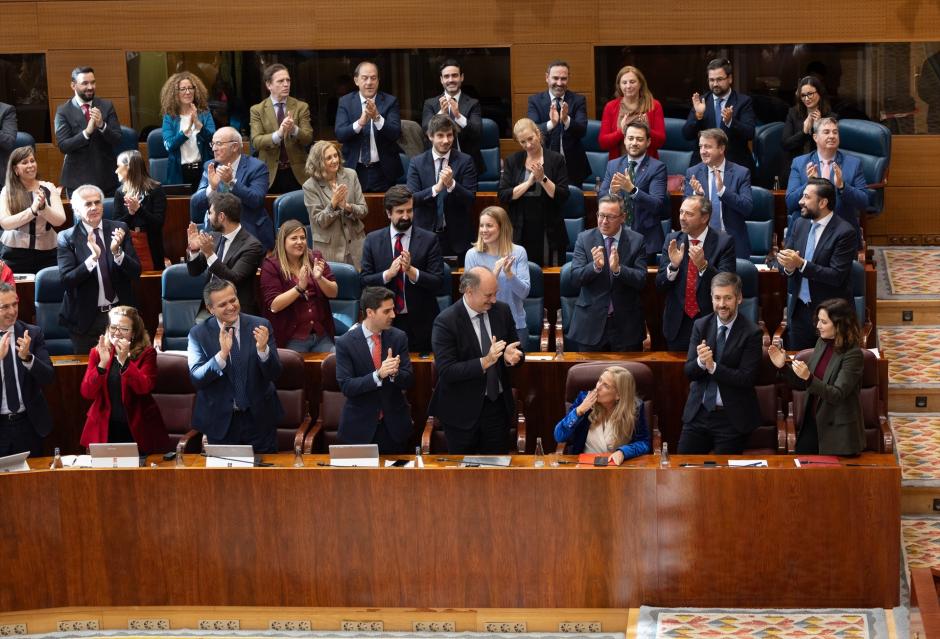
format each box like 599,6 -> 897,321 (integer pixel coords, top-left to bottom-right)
81,104 -> 91,123
684,239 -> 701,319
392,233 -> 405,312
371,333 -> 383,419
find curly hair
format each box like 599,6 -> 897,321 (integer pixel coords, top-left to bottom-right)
159,72 -> 210,117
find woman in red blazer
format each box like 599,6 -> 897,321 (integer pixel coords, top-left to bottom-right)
598,65 -> 665,161
79,306 -> 170,454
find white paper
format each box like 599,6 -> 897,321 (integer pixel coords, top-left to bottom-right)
206,456 -> 255,468
91,456 -> 139,468
728,459 -> 768,467
61,455 -> 93,468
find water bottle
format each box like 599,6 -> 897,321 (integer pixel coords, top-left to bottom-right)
414,446 -> 423,469
293,445 -> 304,468
533,437 -> 545,467
660,442 -> 670,468
50,447 -> 63,470
175,441 -> 185,468
772,175 -> 780,191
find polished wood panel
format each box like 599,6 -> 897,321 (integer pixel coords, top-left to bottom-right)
884,136 -> 940,187
867,187 -> 940,237
0,2 -> 39,49
44,49 -> 129,99
510,44 -> 594,93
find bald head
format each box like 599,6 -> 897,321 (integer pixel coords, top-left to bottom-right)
461,266 -> 499,313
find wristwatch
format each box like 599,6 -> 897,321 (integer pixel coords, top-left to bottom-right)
541,176 -> 548,184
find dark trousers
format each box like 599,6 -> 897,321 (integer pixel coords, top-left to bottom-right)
392,312 -> 431,352
270,166 -> 301,194
210,409 -> 278,454
372,418 -> 408,454
581,315 -> 642,353
69,310 -> 110,355
0,247 -> 57,275
666,313 -> 696,352
678,404 -> 748,454
444,396 -> 510,454
357,163 -> 393,193
794,409 -> 819,455
0,413 -> 42,456
788,299 -> 817,351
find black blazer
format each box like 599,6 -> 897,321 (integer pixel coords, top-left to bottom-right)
428,300 -> 523,431
186,228 -> 265,315
0,102 -> 16,186
54,98 -> 122,195
406,148 -> 478,256
112,185 -> 167,231
682,312 -> 763,433
681,89 -> 756,171
56,219 -> 141,334
421,93 -> 484,172
527,91 -> 590,186
5,320 -> 55,438
497,149 -> 570,250
655,229 -> 737,343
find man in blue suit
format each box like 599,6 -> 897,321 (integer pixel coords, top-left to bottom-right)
406,114 -> 478,262
190,127 -> 273,250
187,278 -> 283,453
335,61 -> 403,193
527,61 -> 589,188
567,195 -> 647,352
684,128 -> 752,260
775,178 -> 856,350
682,58 -> 756,172
785,117 -> 868,248
599,120 -> 668,264
335,287 -> 414,453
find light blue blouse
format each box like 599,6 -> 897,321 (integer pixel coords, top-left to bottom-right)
464,244 -> 530,330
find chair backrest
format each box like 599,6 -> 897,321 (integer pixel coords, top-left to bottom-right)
559,262 -> 578,348
734,258 -> 760,325
117,126 -> 139,155
749,186 -> 774,221
481,118 -> 499,149
273,190 -> 308,230
146,128 -> 167,159
838,119 -> 891,214
752,122 -> 785,188
161,264 -> 209,351
34,267 -> 73,355
851,260 -> 866,327
313,353 -> 346,452
478,147 -> 500,189
746,219 -> 774,264
274,348 -> 310,451
329,262 -> 360,336
564,218 -> 584,263
149,158 -> 169,184
658,148 -> 693,177
436,262 -> 453,313
14,131 -> 35,150
581,119 -> 602,152
524,263 -> 544,351
559,184 -> 585,220
583,151 -> 609,190
743,350 -> 784,454
663,117 -> 696,152
152,350 -> 197,450
396,153 -> 410,185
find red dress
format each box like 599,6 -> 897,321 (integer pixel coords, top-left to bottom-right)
598,98 -> 666,161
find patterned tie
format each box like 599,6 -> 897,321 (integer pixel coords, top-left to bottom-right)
478,314 -> 499,401
715,97 -> 724,128
359,102 -> 373,165
227,326 -> 249,411
553,97 -> 564,155
684,239 -> 701,318
625,160 -> 637,226
820,160 -> 831,180
94,228 -> 115,302
275,102 -> 289,165
435,157 -> 447,232
81,104 -> 90,123
709,169 -> 722,231
2,331 -> 20,413
798,222 -> 821,304
702,325 -> 727,411
605,235 -> 615,315
371,333 -> 383,419
392,233 -> 405,312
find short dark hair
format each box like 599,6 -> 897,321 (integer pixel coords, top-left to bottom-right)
354,60 -> 378,77
546,60 -> 569,74
710,271 -> 742,296
597,194 -> 624,209
263,63 -> 288,85
439,59 -> 462,75
383,185 -> 412,213
427,113 -> 456,136
807,177 -> 836,210
684,194 -> 712,219
624,119 -> 650,138
209,192 -> 242,223
0,282 -> 15,296
361,286 -> 395,313
203,278 -> 235,307
71,66 -> 94,82
706,58 -> 733,76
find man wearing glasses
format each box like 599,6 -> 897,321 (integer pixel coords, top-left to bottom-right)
190,127 -> 273,250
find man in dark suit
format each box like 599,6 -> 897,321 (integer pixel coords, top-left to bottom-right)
57,184 -> 140,354
656,195 -> 736,352
599,120 -> 668,263
360,185 -> 445,353
335,286 -> 414,453
527,61 -> 589,188
187,278 -> 283,453
0,282 -> 54,457
785,117 -> 869,247
186,192 -> 265,315
421,59 -> 484,173
682,58 -> 756,172
335,61 -> 403,192
53,67 -> 122,196
0,101 -> 16,185
406,114 -> 478,261
190,127 -> 273,250
684,128 -> 753,260
567,195 -> 647,352
429,267 -> 524,454
678,272 -> 763,454
775,177 -> 856,350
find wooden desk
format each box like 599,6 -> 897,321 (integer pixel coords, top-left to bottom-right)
1,453 -> 899,612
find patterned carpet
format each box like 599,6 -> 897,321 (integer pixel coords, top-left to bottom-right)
891,413 -> 940,482
878,327 -> 940,387
902,517 -> 940,569
876,247 -> 940,298
636,607 -> 890,638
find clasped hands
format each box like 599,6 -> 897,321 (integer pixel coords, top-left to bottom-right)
768,343 -> 811,379
358,99 -> 380,127
666,239 -> 707,271
218,324 -> 269,359
86,226 -> 124,259
805,160 -> 843,188
482,335 -> 522,369
775,247 -> 805,272
376,347 -> 400,379
207,162 -> 234,190
691,93 -> 733,125
549,100 -> 569,126
385,249 -> 416,281
591,244 -> 619,273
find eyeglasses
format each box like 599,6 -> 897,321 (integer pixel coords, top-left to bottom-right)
597,213 -> 624,221
108,325 -> 133,335
800,91 -> 818,99
0,301 -> 18,312
210,140 -> 239,148
178,86 -> 195,93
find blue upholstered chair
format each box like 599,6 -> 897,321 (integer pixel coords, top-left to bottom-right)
436,263 -> 453,313
478,118 -> 501,191
752,122 -> 785,189
273,190 -> 308,230
328,262 -> 360,336
838,119 -> 892,215
146,128 -> 167,159
581,120 -> 606,190
156,264 -> 209,351
746,185 -> 776,265
149,158 -> 169,183
524,262 -> 547,352
559,185 -> 585,263
14,131 -> 35,150
117,126 -> 139,155
555,261 -> 579,352
396,153 -> 410,185
34,267 -> 74,355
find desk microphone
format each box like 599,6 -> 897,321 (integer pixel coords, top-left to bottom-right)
199,452 -> 273,467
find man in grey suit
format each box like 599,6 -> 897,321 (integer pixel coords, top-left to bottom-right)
421,59 -> 484,173
0,102 -> 16,185
53,67 -> 122,196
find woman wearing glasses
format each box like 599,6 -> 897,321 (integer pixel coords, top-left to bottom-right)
160,72 -> 216,192
782,76 -> 836,162
79,306 -> 170,454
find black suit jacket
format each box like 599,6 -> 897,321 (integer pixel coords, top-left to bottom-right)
655,229 -> 736,343
54,98 -> 122,195
56,219 -> 141,334
4,320 -> 55,438
421,93 -> 484,172
186,227 -> 265,315
406,149 -> 478,257
497,149 -> 570,251
682,89 -> 756,171
527,91 -> 589,186
428,300 -> 523,431
335,325 -> 414,444
0,102 -> 16,186
334,91 -> 403,185
682,313 -> 763,433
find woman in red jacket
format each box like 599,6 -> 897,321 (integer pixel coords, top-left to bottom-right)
598,65 -> 665,161
79,306 -> 170,454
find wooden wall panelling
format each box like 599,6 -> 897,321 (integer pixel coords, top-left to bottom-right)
882,135 -> 940,187
866,186 -> 940,236
0,2 -> 39,49
884,0 -> 940,40
511,44 -> 594,94
509,1 -> 597,44
44,50 -> 128,98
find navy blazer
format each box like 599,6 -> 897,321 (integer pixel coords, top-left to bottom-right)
599,155 -> 668,256
191,154 -> 273,250
56,219 -> 141,334
0,102 -> 16,185
421,93 -> 484,172
187,314 -> 284,441
682,312 -> 764,433
335,91 -> 403,185
567,226 -> 647,348
527,91 -> 589,186
335,325 -> 414,445
3,320 -> 55,438
54,97 -> 122,195
681,89 -> 756,171
186,227 -> 266,315
785,150 -> 869,242
684,161 -> 753,259
655,229 -> 736,344
406,149 -> 478,257
161,111 -> 216,185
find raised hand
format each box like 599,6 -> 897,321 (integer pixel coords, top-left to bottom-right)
591,245 -> 606,271
577,388 -> 598,415
692,92 -> 706,118
379,347 -> 400,379
713,167 -> 724,192
218,325 -> 234,359
689,174 -> 704,196
667,238 -> 685,268
312,258 -> 326,281
608,245 -> 620,274
86,230 -> 101,260
484,335 -> 507,368
697,339 -> 714,368
791,358 -> 811,380
95,334 -> 111,365
549,101 -> 560,126
31,189 -> 46,214
503,340 -> 523,365
187,222 -> 201,252
721,104 -> 734,126
831,162 -> 844,189
805,161 -> 818,179
15,329 -> 31,361
124,194 -> 141,214
688,241 -> 707,271
253,325 -> 270,352
113,336 -> 130,365
768,343 -> 787,369
110,227 -> 125,254
207,162 -> 221,190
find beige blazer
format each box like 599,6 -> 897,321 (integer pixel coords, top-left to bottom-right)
249,96 -> 314,186
302,168 -> 368,270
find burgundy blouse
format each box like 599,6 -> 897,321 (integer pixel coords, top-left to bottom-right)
260,251 -> 336,348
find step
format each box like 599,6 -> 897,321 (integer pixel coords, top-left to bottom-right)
889,388 -> 940,413
878,300 -> 940,326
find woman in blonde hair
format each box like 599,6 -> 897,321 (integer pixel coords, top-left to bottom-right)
79,306 -> 170,454
554,366 -> 651,464
464,206 -> 530,348
261,219 -> 338,351
598,65 -> 665,161
160,71 -> 216,192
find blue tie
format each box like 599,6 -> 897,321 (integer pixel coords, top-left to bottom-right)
715,97 -> 724,128
227,326 -> 250,411
2,331 -> 20,413
709,169 -> 722,230
435,157 -> 447,232
798,222 -> 821,304
703,325 -> 727,411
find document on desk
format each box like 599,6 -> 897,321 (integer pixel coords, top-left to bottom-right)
61,455 -> 93,468
727,459 -> 768,467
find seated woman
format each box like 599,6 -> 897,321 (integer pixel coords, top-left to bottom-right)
769,297 -> 865,455
554,366 -> 651,465
464,206 -> 530,348
160,71 -> 216,192
113,150 -> 167,270
79,306 -> 170,454
0,146 -> 67,274
261,219 -> 339,351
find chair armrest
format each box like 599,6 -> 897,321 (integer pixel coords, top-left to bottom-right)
642,322 -> 652,352
555,441 -> 566,454
154,312 -> 165,351
878,415 -> 893,454
293,415 -> 312,453
515,410 -> 526,453
179,428 -> 201,453
772,307 -> 788,346
303,419 -> 323,454
759,319 -> 770,348
539,308 -> 550,352
421,417 -> 435,454
860,307 -> 873,348
785,401 -> 797,453
865,180 -> 887,190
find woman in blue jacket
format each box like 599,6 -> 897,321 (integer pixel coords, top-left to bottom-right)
554,366 -> 651,464
160,71 -> 216,192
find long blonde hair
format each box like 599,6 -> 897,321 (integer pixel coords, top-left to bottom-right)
587,367 -> 638,446
473,206 -> 515,256
275,219 -> 313,281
